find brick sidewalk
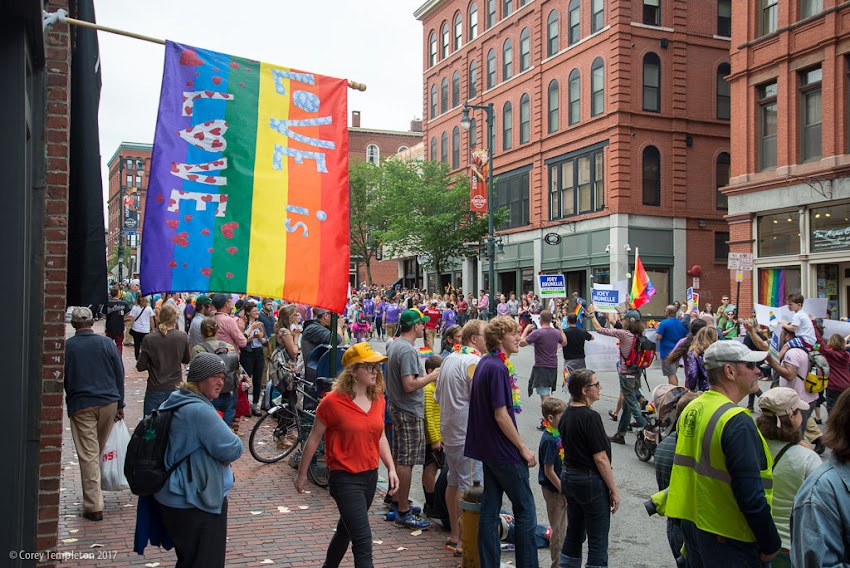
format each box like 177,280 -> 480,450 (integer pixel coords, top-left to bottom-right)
57,325 -> 460,567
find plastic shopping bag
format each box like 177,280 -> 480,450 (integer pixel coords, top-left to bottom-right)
101,419 -> 130,491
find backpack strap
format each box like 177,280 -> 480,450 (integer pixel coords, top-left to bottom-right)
772,442 -> 796,471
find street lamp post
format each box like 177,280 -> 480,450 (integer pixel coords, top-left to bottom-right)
461,102 -> 496,319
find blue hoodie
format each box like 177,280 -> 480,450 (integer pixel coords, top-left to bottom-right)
154,388 -> 243,514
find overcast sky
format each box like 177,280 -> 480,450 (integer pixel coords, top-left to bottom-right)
94,0 -> 425,201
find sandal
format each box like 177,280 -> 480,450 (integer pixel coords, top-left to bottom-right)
608,410 -> 618,421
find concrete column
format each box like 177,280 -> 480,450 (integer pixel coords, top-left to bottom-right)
462,257 -> 474,294
423,270 -> 430,292
476,254 -> 484,293
532,235 -> 542,277
609,213 -> 630,284
673,217 -> 688,298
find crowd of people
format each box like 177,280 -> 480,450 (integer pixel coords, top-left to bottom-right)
66,280 -> 850,567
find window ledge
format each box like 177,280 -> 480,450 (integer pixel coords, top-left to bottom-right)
630,22 -> 675,33
541,26 -> 611,66
712,34 -> 732,41
483,65 -> 536,96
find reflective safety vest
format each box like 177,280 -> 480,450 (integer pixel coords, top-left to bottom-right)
666,390 -> 773,542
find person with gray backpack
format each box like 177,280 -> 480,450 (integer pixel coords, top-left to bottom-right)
193,318 -> 240,427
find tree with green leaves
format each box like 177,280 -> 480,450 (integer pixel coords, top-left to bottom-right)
348,159 -> 391,286
377,159 -> 506,284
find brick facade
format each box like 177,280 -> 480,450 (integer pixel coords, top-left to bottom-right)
724,0 -> 850,318
416,0 -> 733,310
106,144 -> 152,278
40,0 -> 73,561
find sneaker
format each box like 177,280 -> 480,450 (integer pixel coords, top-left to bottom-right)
608,433 -> 626,445
394,511 -> 430,530
390,501 -> 421,516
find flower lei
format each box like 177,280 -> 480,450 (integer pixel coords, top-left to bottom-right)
542,419 -> 564,462
453,344 -> 481,356
491,349 -> 522,414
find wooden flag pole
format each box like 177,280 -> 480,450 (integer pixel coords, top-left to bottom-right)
52,13 -> 368,91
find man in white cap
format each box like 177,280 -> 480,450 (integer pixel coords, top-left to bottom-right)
64,307 -> 125,521
665,341 -> 780,566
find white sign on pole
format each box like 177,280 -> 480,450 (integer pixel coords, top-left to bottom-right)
692,277 -> 700,289
591,284 -> 620,313
537,274 -> 566,298
727,252 -> 741,270
739,253 -> 754,270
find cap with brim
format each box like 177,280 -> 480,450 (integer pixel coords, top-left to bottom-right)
71,306 -> 93,323
400,308 -> 430,326
758,386 -> 809,426
342,343 -> 389,367
703,341 -> 768,370
195,295 -> 212,306
313,308 -> 330,317
624,310 -> 641,321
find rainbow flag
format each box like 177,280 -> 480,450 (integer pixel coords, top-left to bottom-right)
629,248 -> 656,309
140,41 -> 349,312
573,303 -> 584,324
768,310 -> 778,327
419,347 -> 433,359
759,269 -> 787,307
562,366 -> 571,392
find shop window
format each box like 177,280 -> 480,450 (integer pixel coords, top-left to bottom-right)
757,211 -> 800,257
640,267 -> 669,318
810,202 -> 850,253
715,232 -> 730,261
493,168 -> 530,230
816,264 -> 839,319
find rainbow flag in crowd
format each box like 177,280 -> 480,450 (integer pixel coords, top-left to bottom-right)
759,269 -> 787,308
573,303 -> 585,324
420,347 -> 433,359
562,367 -> 571,392
140,41 -> 350,312
629,249 -> 656,309
769,310 -> 778,327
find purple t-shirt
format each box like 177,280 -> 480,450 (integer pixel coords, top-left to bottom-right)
526,327 -> 562,368
384,303 -> 401,324
363,299 -> 375,317
496,302 -> 511,316
465,354 -> 522,464
441,309 -> 457,327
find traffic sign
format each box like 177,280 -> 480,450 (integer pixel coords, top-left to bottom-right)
692,277 -> 700,289
735,271 -> 744,283
739,253 -> 753,270
727,252 -> 753,270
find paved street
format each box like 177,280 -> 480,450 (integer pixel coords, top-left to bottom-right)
57,324 -> 765,567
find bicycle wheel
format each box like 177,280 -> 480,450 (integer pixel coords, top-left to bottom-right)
308,453 -> 330,488
248,403 -> 299,463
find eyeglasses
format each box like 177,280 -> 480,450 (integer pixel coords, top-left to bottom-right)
358,364 -> 381,373
588,382 -> 600,389
723,361 -> 758,370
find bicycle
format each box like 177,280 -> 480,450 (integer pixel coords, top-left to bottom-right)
248,370 -> 332,488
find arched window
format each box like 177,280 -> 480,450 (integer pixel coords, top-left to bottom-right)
441,131 -> 449,163
642,145 -> 661,206
503,101 -> 513,150
366,144 -> 380,165
520,93 -> 530,143
454,12 -> 463,50
452,71 -> 461,107
548,79 -> 560,133
716,62 -> 731,120
568,68 -> 581,125
568,0 -> 581,45
716,152 -> 730,210
469,60 -> 478,98
504,0 -> 513,17
591,57 -> 604,116
486,0 -> 496,29
430,84 -> 437,119
429,32 -> 437,67
519,28 -> 531,72
452,126 -> 461,168
469,118 -> 477,148
643,52 -> 661,112
469,3 -> 479,39
441,77 -> 449,113
398,145 -> 410,153
487,49 -> 496,89
441,22 -> 450,59
547,10 -> 559,57
430,136 -> 437,161
503,38 -> 513,81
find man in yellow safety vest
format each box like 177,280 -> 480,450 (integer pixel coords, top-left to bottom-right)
666,341 -> 780,566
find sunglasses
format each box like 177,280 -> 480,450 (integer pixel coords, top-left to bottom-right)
722,361 -> 758,370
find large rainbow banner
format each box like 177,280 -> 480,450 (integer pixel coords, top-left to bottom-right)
140,41 -> 349,312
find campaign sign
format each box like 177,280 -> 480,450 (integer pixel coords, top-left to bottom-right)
538,274 -> 566,297
591,285 -> 620,313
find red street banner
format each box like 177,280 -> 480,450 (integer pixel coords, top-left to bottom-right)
470,148 -> 488,213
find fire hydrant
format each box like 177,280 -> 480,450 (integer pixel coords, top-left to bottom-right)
460,480 -> 484,567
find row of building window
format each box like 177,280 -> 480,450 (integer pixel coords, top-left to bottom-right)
364,144 -> 411,165
759,0 -> 823,37
430,53 -> 730,123
756,65 -> 822,170
428,1 -> 733,69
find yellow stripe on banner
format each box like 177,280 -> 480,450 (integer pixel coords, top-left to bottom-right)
247,63 -> 290,298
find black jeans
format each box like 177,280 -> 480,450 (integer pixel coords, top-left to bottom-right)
240,348 -> 265,405
324,469 -> 378,568
130,329 -> 147,361
681,519 -> 769,567
159,498 -> 228,568
560,469 -> 611,567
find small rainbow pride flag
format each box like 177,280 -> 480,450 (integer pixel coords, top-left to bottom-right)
562,367 -> 571,392
573,303 -> 585,324
768,310 -> 778,327
140,41 -> 349,312
420,347 -> 433,359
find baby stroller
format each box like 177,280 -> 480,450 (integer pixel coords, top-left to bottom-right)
634,384 -> 687,462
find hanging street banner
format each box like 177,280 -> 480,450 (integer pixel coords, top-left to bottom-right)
123,187 -> 141,230
470,148 -> 488,212
140,41 -> 350,312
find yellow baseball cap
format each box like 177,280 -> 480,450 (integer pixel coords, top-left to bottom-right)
342,343 -> 388,367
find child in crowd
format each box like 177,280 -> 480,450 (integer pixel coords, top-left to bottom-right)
779,292 -> 818,358
422,355 -> 444,519
538,397 -> 568,568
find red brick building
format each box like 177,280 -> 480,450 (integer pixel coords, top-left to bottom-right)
106,143 -> 152,280
348,111 -> 423,287
415,0 -> 734,316
724,0 -> 850,319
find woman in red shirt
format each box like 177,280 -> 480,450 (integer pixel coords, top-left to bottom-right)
295,343 -> 399,567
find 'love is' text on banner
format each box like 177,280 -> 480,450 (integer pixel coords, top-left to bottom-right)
140,41 -> 349,312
